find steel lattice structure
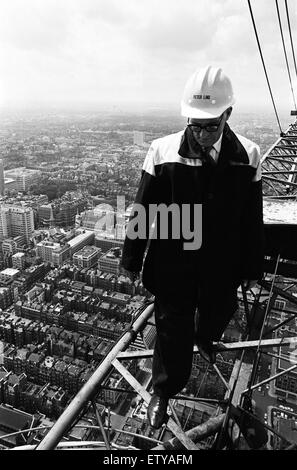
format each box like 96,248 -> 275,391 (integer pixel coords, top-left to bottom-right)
262,121 -> 297,197
2,123 -> 297,451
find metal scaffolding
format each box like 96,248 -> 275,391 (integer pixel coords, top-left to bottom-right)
2,276 -> 297,450
2,122 -> 297,451
12,279 -> 297,450
262,120 -> 297,196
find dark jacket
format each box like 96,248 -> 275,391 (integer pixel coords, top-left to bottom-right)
122,124 -> 264,296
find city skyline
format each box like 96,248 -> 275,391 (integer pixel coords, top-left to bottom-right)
0,2 -> 297,445
1,0 -> 297,114
0,90 -> 296,450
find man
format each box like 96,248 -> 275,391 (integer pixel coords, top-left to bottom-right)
121,66 -> 264,428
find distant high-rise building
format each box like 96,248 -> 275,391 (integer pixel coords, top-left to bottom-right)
4,178 -> 18,193
57,202 -> 78,227
38,204 -> 54,227
115,223 -> 126,240
77,205 -> 118,239
0,287 -> 13,310
73,245 -> 101,269
133,131 -> 145,147
4,167 -> 41,192
40,200 -> 88,229
12,252 -> 26,270
0,209 -> 9,241
51,245 -> 71,266
36,231 -> 94,265
49,206 -> 55,228
2,239 -> 18,256
0,206 -> 35,244
37,240 -> 64,264
0,268 -> 20,286
0,160 -> 5,196
98,247 -> 122,274
95,236 -> 124,253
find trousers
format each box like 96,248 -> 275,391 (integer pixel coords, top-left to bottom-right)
152,278 -> 239,398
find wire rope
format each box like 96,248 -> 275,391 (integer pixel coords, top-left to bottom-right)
275,0 -> 297,110
247,0 -> 284,134
285,0 -> 297,80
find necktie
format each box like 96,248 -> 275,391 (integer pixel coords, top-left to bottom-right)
201,146 -> 216,167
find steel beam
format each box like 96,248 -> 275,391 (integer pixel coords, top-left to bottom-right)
274,145 -> 297,149
264,155 -> 295,161
259,279 -> 297,305
262,176 -> 297,187
151,414 -> 226,450
36,303 -> 154,450
112,358 -> 199,450
263,170 -> 297,174
117,337 -> 297,360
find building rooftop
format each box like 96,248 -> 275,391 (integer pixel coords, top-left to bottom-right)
54,361 -> 68,372
28,353 -> 42,364
5,167 -> 40,177
36,241 -> 61,250
100,247 -> 122,260
0,404 -> 37,432
7,374 -> 23,386
73,245 -> 100,257
12,252 -> 25,258
0,268 -> 20,277
68,231 -> 94,248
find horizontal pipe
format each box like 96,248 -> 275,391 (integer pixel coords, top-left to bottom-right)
117,337 -> 297,360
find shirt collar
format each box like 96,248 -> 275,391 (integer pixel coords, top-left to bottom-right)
212,133 -> 223,154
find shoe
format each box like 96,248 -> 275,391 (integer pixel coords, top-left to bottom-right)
197,339 -> 216,364
147,394 -> 169,428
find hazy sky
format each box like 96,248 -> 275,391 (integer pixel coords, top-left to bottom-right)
1,0 -> 297,112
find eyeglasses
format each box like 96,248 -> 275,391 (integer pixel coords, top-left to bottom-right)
187,115 -> 223,133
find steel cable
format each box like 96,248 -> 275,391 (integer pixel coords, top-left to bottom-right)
285,0 -> 297,80
275,0 -> 297,110
247,0 -> 284,134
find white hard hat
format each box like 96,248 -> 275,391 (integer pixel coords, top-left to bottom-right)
181,65 -> 235,119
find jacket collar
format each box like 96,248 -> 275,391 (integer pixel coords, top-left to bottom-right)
178,123 -> 249,165
178,126 -> 204,159
219,124 -> 250,165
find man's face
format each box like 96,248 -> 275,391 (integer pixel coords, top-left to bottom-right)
187,108 -> 232,148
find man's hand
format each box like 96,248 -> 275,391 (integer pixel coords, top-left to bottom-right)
122,268 -> 140,283
242,279 -> 258,290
